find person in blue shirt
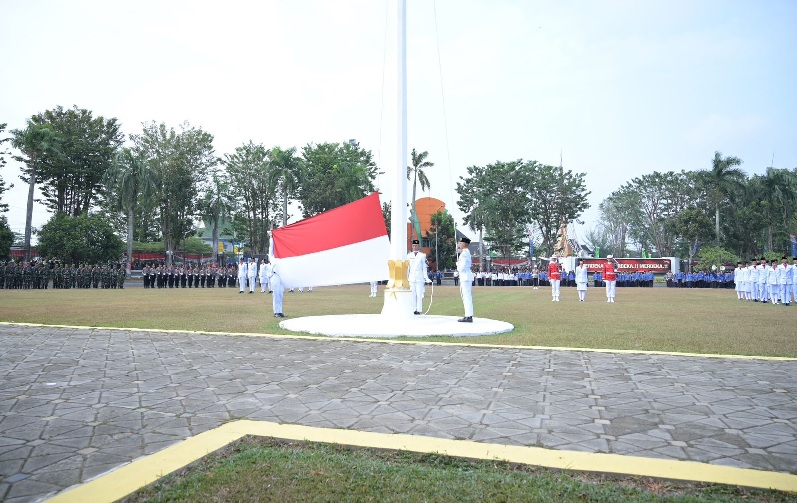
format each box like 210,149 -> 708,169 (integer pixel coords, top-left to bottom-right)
594,270 -> 602,287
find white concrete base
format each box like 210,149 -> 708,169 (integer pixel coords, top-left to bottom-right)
380,288 -> 415,319
279,314 -> 514,338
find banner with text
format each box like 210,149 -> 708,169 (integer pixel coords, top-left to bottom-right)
581,258 -> 672,273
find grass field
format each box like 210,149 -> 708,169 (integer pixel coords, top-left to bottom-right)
1,283 -> 795,357
4,283 -> 796,501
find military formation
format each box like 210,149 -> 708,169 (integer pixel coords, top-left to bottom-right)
0,261 -> 127,289
141,264 -> 238,288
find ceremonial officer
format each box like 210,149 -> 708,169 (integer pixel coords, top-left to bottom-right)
548,256 -> 561,302
247,257 -> 257,293
456,236 -> 474,322
406,239 -> 431,315
268,261 -> 285,317
237,258 -> 247,293
602,255 -> 618,303
575,258 -> 589,302
259,258 -> 269,293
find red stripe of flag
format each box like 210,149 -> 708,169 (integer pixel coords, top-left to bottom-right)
272,193 -> 387,258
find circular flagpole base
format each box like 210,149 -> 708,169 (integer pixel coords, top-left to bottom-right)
279,314 -> 513,338
380,288 -> 415,319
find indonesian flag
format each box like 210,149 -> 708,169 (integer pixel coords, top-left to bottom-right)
270,193 -> 390,289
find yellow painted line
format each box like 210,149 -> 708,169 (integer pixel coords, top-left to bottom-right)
46,419 -> 797,502
3,321 -> 796,361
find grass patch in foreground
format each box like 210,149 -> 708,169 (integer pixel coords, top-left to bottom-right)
119,437 -> 793,503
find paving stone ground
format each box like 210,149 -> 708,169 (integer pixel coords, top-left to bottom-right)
1,323 -> 796,502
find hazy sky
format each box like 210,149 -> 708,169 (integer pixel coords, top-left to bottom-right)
1,0 -> 795,244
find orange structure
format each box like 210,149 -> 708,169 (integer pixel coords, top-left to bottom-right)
406,196 -> 446,257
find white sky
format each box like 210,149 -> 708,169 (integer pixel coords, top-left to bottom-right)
1,0 -> 795,244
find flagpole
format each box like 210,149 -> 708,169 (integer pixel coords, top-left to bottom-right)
381,0 -> 413,318
390,0 -> 408,261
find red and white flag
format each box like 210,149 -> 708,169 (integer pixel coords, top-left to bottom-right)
270,193 -> 390,289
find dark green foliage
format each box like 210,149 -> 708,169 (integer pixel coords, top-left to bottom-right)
37,213 -> 124,264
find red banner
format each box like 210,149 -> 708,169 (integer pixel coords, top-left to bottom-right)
581,258 -> 672,273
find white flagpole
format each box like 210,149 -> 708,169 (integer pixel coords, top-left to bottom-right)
390,0 -> 407,261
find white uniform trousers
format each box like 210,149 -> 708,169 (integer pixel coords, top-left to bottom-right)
460,278 -> 473,317
410,281 -> 426,312
550,279 -> 560,300
605,280 -> 617,300
271,274 -> 284,314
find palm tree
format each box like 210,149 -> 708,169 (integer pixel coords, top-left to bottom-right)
406,148 -> 433,240
104,148 -> 158,269
705,151 -> 745,246
198,170 -> 233,263
11,120 -> 62,262
269,146 -> 301,227
760,167 -> 797,251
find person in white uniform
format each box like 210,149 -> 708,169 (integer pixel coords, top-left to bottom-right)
247,257 -> 257,293
456,236 -> 474,322
575,258 -> 589,302
237,258 -> 247,294
369,281 -> 378,297
777,256 -> 790,306
259,258 -> 269,293
767,258 -> 779,304
406,239 -> 431,315
268,261 -> 284,317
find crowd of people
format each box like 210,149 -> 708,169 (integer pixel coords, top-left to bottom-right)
0,261 -> 127,289
140,263 -> 238,288
665,270 -> 735,288
732,256 -> 797,305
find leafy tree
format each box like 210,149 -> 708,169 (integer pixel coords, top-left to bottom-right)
382,201 -> 391,240
695,245 -> 740,272
582,226 -> 612,258
37,213 -> 124,264
11,120 -> 64,262
757,167 -> 797,252
700,151 -> 745,246
197,169 -> 233,262
426,209 -> 456,270
131,122 -> 216,264
526,163 -> 590,258
0,216 -> 12,260
298,142 -> 379,217
407,148 -> 433,240
0,123 -> 12,213
17,106 -> 123,216
223,141 -> 275,254
103,148 -> 158,266
457,161 -> 531,261
665,206 -> 713,260
269,146 -> 301,227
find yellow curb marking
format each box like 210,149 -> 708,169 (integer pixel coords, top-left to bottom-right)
2,322 -> 796,361
47,419 -> 797,502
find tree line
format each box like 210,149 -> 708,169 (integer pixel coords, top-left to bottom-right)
1,106 -> 794,267
588,152 -> 797,262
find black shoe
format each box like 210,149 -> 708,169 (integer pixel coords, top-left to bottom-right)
458,316 -> 473,323
278,313 -> 285,318
413,311 -> 420,315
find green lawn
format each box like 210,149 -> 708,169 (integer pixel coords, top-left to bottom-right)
1,283 -> 794,357
119,437 -> 795,503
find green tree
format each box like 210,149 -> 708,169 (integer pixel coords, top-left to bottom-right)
11,120 -> 64,262
458,161 -> 531,261
758,167 -> 797,252
426,209 -> 456,270
0,123 -> 12,213
197,169 -> 233,262
526,162 -> 590,258
223,141 -> 275,254
700,151 -> 745,246
132,122 -> 216,264
665,206 -> 713,260
0,216 -> 13,260
407,148 -> 433,240
695,245 -> 740,273
20,106 -> 123,216
269,146 -> 301,227
298,142 -> 379,217
37,213 -> 124,264
103,148 -> 158,266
